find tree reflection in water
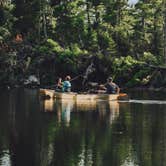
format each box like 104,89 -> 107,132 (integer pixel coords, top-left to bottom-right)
41,99 -> 120,127
39,99 -> 121,165
1,89 -> 166,166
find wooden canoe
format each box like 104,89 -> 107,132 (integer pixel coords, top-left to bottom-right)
40,89 -> 129,101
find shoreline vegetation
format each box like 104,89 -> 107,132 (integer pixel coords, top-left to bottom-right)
0,0 -> 166,91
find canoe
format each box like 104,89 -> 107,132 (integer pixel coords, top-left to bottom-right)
40,89 -> 129,101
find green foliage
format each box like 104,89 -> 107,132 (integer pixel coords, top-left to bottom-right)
0,3 -> 14,41
0,27 -> 10,40
112,56 -> 153,87
0,0 -> 165,87
113,56 -> 138,72
140,52 -> 158,64
98,29 -> 117,56
46,39 -> 63,53
126,69 -> 151,87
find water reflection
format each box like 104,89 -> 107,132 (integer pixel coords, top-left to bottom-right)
57,100 -> 74,126
129,99 -> 166,104
1,89 -> 166,166
0,150 -> 11,166
41,99 -> 120,127
41,99 -> 55,112
39,99 -> 122,166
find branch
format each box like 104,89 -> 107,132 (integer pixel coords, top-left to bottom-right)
143,63 -> 166,70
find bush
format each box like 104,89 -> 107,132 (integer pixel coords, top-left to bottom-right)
140,52 -> 157,64
112,56 -> 153,87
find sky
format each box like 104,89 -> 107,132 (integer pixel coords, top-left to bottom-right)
128,0 -> 139,5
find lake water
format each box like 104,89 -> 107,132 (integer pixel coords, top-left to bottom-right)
0,89 -> 166,166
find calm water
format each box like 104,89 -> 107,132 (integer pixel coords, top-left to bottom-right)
0,89 -> 166,166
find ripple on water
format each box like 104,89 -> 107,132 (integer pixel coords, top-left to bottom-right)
120,100 -> 166,105
0,150 -> 11,166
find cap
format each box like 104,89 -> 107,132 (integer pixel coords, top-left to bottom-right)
107,77 -> 113,81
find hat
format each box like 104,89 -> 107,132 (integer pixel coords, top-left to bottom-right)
107,77 -> 113,81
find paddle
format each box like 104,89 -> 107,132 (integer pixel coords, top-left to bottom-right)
44,62 -> 95,89
70,74 -> 84,82
44,73 -> 84,89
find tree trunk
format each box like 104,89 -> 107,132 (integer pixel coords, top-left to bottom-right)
116,0 -> 121,26
164,0 -> 166,63
152,10 -> 158,56
38,0 -> 41,42
43,12 -> 48,39
94,5 -> 100,52
86,1 -> 91,33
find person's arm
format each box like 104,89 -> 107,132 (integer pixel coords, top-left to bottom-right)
99,84 -> 106,90
116,85 -> 120,94
57,78 -> 62,87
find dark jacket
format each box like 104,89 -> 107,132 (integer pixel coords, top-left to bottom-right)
105,82 -> 119,94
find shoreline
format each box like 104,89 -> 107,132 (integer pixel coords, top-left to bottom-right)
1,84 -> 166,92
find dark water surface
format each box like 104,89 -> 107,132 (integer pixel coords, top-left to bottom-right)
0,89 -> 166,166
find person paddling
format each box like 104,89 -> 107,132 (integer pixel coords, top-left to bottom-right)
62,75 -> 71,92
98,77 -> 120,94
105,77 -> 120,94
56,77 -> 63,91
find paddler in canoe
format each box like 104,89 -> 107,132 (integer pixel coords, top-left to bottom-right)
55,75 -> 120,95
56,77 -> 63,91
56,75 -> 72,92
98,77 -> 120,94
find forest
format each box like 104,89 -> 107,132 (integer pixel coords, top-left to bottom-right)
0,0 -> 166,89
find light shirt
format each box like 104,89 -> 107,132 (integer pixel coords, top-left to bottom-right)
62,81 -> 71,92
